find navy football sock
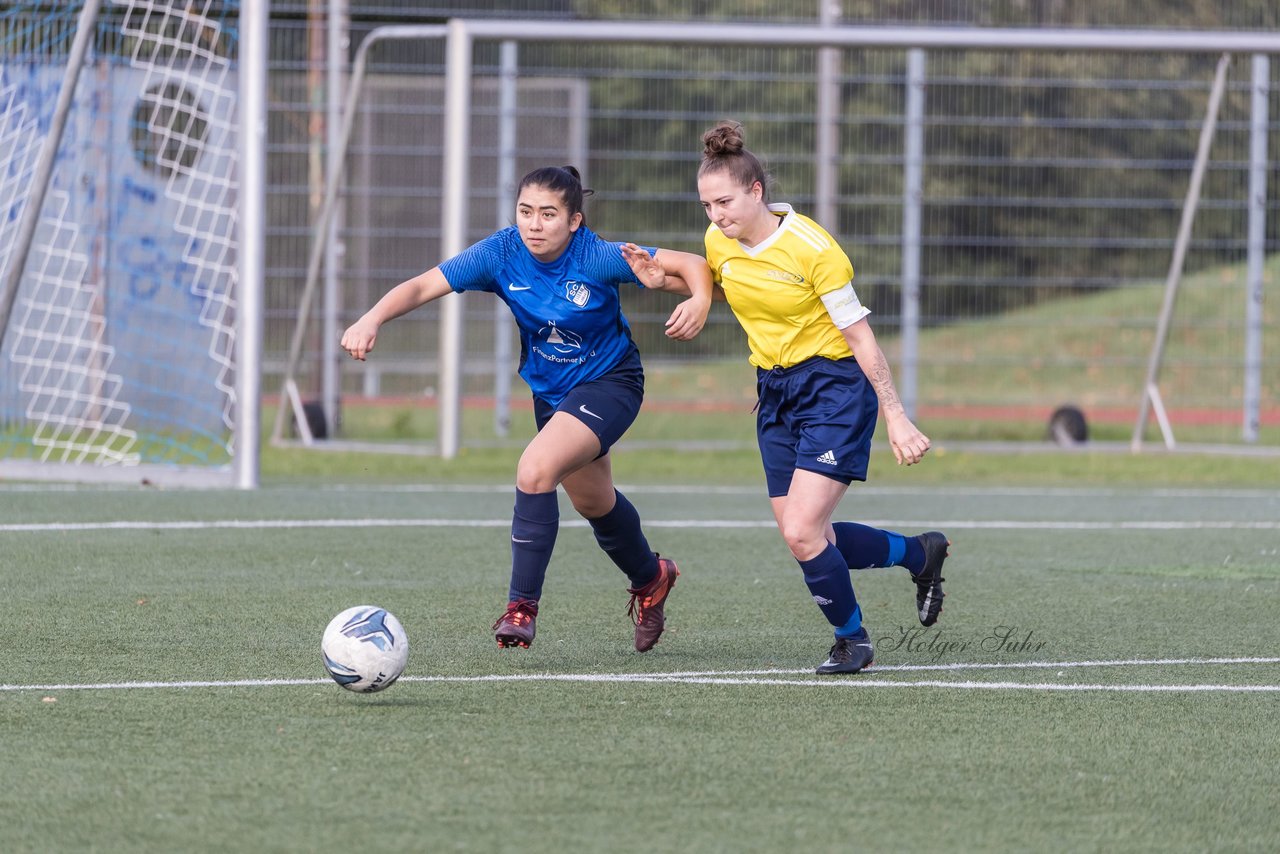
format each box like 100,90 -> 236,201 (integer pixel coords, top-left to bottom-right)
832,522 -> 889,568
798,542 -> 861,633
900,534 -> 926,574
587,489 -> 658,588
832,522 -> 926,573
508,488 -> 560,601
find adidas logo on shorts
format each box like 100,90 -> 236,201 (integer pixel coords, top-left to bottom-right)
816,450 -> 838,466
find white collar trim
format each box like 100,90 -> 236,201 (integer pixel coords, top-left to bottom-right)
737,203 -> 795,257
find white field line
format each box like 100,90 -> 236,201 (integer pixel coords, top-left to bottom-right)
630,677 -> 1280,692
4,483 -> 1277,499
4,656 -> 1277,694
309,484 -> 1280,500
4,518 -> 1280,533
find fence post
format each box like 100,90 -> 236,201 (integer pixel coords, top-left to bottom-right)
815,0 -> 841,229
900,48 -> 926,420
1244,54 -> 1268,443
494,40 -> 519,438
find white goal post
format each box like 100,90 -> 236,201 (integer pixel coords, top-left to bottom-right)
0,0 -> 265,488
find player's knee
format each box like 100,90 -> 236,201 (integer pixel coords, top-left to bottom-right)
779,521 -> 824,561
515,455 -> 560,494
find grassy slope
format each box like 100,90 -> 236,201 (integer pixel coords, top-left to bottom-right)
903,253 -> 1280,410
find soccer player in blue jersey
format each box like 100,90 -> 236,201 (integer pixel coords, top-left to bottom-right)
682,121 -> 950,674
341,166 -> 712,652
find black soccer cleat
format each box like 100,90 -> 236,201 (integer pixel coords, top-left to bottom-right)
913,531 -> 950,627
815,627 -> 875,675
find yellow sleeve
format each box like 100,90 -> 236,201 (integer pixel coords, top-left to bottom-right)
810,240 -> 855,298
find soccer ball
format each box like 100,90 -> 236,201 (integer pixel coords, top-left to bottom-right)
321,606 -> 409,693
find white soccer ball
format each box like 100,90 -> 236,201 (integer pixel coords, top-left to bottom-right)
321,606 -> 409,693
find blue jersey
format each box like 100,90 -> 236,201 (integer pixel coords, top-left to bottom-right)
439,226 -> 653,406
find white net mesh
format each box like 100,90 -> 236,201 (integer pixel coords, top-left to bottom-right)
10,188 -> 137,464
0,0 -> 243,480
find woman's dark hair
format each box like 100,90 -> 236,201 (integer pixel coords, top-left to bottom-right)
517,165 -> 595,224
698,121 -> 770,201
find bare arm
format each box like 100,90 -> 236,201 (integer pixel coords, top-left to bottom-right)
840,318 -> 931,466
626,246 -> 725,302
654,248 -> 712,340
653,273 -> 727,302
340,266 -> 453,361
620,244 -> 714,340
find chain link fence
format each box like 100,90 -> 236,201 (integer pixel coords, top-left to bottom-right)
266,3 -> 1280,449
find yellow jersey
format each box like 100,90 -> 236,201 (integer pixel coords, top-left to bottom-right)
704,204 -> 864,370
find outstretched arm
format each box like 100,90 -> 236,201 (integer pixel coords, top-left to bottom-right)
841,318 -> 931,466
620,244 -> 714,340
341,266 -> 453,361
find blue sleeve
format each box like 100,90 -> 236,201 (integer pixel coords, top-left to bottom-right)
438,231 -> 508,293
589,238 -> 656,289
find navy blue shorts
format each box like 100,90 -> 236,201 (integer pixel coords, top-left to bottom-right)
533,347 -> 644,457
755,355 -> 879,497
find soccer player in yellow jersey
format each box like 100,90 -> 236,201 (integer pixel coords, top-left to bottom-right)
669,121 -> 949,674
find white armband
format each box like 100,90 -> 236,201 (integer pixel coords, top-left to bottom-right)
819,282 -> 871,329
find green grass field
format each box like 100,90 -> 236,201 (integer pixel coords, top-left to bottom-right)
4,445 -> 1279,853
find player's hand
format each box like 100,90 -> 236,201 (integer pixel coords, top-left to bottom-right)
621,243 -> 666,289
885,413 -> 930,466
664,296 -> 710,341
341,317 -> 380,361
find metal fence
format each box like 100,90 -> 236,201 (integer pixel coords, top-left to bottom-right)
266,7 -> 1280,449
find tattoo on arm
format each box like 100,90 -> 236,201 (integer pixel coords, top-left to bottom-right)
863,350 -> 904,415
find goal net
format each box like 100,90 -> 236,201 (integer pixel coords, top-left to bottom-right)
0,0 -> 249,486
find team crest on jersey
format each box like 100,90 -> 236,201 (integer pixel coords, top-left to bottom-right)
565,280 -> 591,307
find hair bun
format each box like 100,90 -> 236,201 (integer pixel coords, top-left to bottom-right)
702,121 -> 745,157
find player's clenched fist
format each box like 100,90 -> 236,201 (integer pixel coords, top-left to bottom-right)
341,317 -> 380,361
